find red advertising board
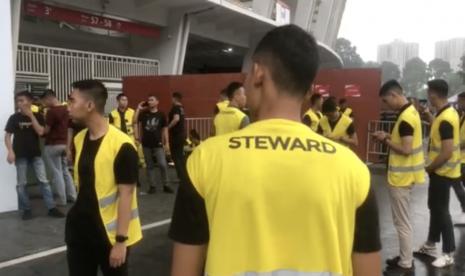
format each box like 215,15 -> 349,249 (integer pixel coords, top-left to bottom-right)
24,1 -> 160,38
314,84 -> 331,97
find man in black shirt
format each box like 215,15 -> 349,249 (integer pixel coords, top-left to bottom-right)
134,95 -> 173,194
167,92 -> 186,181
66,80 -> 141,276
4,91 -> 65,220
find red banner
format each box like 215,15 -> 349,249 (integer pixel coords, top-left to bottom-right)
24,1 -> 160,38
344,84 -> 361,97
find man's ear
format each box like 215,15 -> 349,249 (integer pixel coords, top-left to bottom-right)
252,62 -> 265,89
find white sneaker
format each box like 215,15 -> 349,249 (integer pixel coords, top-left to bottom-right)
432,254 -> 454,268
416,243 -> 437,258
454,213 -> 465,225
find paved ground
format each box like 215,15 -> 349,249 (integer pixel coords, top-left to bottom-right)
1,167 -> 465,275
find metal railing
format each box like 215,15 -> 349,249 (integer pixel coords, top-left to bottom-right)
16,43 -> 160,101
185,117 -> 213,141
366,120 -> 430,163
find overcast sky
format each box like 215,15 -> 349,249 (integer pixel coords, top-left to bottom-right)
338,0 -> 465,63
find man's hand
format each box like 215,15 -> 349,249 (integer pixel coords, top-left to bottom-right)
21,106 -> 34,118
372,131 -> 388,142
66,148 -> 73,164
137,102 -> 147,111
109,243 -> 127,268
164,143 -> 170,154
7,151 -> 15,164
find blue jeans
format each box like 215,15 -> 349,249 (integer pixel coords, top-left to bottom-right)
43,145 -> 76,205
16,157 -> 56,211
143,147 -> 168,188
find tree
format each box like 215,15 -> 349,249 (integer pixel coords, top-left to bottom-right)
335,38 -> 364,68
459,55 -> 465,85
401,57 -> 428,98
428,58 -> 452,79
380,61 -> 401,82
445,72 -> 463,95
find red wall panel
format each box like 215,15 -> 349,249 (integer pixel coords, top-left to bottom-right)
123,69 -> 381,160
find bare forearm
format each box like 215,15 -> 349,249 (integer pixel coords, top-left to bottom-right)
30,116 -> 44,136
4,134 -> 13,153
342,135 -> 358,147
386,140 -> 412,156
168,117 -> 180,129
427,150 -> 452,172
67,129 -> 74,149
171,243 -> 207,276
163,128 -> 169,145
352,252 -> 382,276
116,186 -> 135,237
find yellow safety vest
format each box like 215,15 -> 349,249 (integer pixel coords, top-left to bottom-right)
319,114 -> 353,140
342,107 -> 353,117
110,108 -> 135,137
74,125 -> 143,246
187,119 -> 370,276
31,105 -> 40,113
388,105 -> 425,186
213,106 -> 247,136
303,108 -> 322,131
428,106 -> 461,178
216,100 -> 230,112
460,115 -> 465,164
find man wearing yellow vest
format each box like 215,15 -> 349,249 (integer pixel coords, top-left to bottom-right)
454,92 -> 465,225
319,97 -> 358,147
214,88 -> 229,115
109,93 -> 135,137
416,79 -> 460,268
169,25 -> 381,276
339,98 -> 354,118
66,80 -> 142,276
302,92 -> 323,131
373,80 -> 425,274
213,82 -> 249,136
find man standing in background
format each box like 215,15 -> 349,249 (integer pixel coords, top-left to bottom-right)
109,93 -> 136,138
167,92 -> 186,182
302,93 -> 323,131
5,91 -> 65,220
41,89 -> 76,206
213,82 -> 249,136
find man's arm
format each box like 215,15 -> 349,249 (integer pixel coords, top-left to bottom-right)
386,136 -> 413,156
172,243 -> 207,276
168,114 -> 180,130
5,132 -> 15,164
426,121 -> 454,174
109,113 -> 114,125
352,188 -> 382,276
110,144 -> 139,268
341,123 -> 358,147
26,111 -> 45,136
133,106 -> 143,142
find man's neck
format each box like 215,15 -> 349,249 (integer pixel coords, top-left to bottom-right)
330,112 -> 341,123
118,107 -> 127,112
149,107 -> 158,113
255,97 -> 302,122
310,105 -> 320,112
228,101 -> 239,108
434,100 -> 449,112
396,98 -> 409,111
85,114 -> 109,140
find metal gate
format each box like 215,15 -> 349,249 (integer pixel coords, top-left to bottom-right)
185,117 -> 213,140
16,43 -> 160,101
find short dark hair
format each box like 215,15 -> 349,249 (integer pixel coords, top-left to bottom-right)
15,91 -> 33,101
322,98 -> 338,114
310,93 -> 322,105
339,98 -> 347,105
148,94 -> 158,100
427,79 -> 449,98
40,89 -> 56,99
252,24 -> 319,98
172,92 -> 183,101
379,80 -> 403,96
72,79 -> 108,114
458,92 -> 465,99
225,82 -> 243,100
220,88 -> 228,98
116,93 -> 127,101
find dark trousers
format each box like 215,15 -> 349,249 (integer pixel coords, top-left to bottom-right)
427,173 -> 456,253
170,141 -> 186,181
67,243 -> 130,276
452,164 -> 465,212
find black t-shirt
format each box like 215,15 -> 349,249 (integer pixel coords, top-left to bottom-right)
5,112 -> 45,158
168,105 -> 186,144
65,133 -> 139,246
435,105 -> 454,140
168,173 -> 381,252
138,111 -> 167,148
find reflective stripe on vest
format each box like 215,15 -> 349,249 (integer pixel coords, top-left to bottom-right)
231,271 -> 342,276
99,192 -> 118,208
304,109 -> 321,131
106,208 -> 140,232
389,163 -> 425,173
319,114 -> 352,140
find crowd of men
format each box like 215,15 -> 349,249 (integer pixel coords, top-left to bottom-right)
7,23 -> 465,276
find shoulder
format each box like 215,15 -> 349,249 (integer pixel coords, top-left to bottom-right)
342,114 -> 353,124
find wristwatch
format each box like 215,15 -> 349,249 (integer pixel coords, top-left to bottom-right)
115,235 -> 129,243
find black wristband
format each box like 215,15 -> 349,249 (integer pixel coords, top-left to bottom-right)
115,235 -> 128,243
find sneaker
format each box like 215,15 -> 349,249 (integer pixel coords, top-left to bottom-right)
22,210 -> 34,220
454,213 -> 465,226
432,254 -> 454,268
147,187 -> 157,194
384,262 -> 414,275
48,208 -> 66,218
386,256 -> 401,267
163,185 -> 174,194
415,243 -> 437,258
